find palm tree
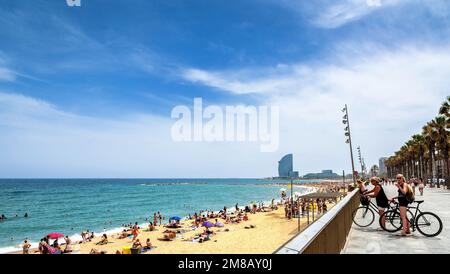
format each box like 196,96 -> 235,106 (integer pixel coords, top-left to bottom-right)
439,96 -> 449,120
439,97 -> 450,187
385,96 -> 450,188
431,116 -> 449,187
411,134 -> 425,179
422,122 -> 437,183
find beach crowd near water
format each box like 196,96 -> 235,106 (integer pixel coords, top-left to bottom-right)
4,181 -> 350,255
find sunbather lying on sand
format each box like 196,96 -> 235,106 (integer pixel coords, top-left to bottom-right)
118,229 -> 130,239
157,234 -> 173,241
90,248 -> 106,254
96,234 -> 108,245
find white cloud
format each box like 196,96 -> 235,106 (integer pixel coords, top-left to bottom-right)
275,0 -> 407,29
279,0 -> 450,29
0,67 -> 16,82
181,65 -> 310,95
179,44 -> 450,172
0,91 -> 281,178
4,43 -> 447,177
312,0 -> 405,28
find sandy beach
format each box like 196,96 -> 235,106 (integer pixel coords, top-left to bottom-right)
18,199 -> 336,255
8,182 -> 346,255
76,206 -> 329,254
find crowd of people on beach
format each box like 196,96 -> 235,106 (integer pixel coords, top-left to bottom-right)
280,183 -> 344,220
283,198 -> 329,220
34,236 -> 73,254
16,181 -> 347,254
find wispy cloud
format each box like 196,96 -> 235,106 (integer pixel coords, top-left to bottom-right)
0,91 -> 281,178
0,54 -> 15,82
312,0 -> 405,28
278,0 -> 450,29
0,67 -> 16,82
181,65 -> 309,95
179,43 -> 450,170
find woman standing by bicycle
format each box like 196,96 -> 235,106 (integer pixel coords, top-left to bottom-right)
390,174 -> 411,236
364,177 -> 389,229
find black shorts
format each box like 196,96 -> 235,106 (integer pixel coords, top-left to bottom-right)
398,197 -> 409,207
376,202 -> 389,209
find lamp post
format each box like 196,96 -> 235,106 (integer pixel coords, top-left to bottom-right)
357,146 -> 364,179
342,105 -> 357,186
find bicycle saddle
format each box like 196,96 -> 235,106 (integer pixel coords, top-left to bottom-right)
414,200 -> 424,204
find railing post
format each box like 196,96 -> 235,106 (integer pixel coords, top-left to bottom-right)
307,203 -> 310,225
312,201 -> 315,222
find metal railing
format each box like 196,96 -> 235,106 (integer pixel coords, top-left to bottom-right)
275,189 -> 359,254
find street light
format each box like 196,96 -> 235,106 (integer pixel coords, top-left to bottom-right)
357,146 -> 364,179
342,105 -> 357,186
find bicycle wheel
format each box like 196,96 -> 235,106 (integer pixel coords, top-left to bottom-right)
380,210 -> 402,232
415,212 -> 443,237
353,206 -> 375,227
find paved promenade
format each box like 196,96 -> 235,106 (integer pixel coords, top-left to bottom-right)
343,185 -> 450,254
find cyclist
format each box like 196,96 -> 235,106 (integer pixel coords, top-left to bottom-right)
390,174 -> 411,236
364,177 -> 389,229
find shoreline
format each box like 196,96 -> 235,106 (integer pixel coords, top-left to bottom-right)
2,184 -> 322,254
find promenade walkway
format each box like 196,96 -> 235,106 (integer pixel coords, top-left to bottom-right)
343,185 -> 450,254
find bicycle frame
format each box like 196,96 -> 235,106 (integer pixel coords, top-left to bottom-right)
390,201 -> 424,231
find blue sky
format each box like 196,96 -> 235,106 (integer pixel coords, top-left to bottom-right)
1,0 -> 450,178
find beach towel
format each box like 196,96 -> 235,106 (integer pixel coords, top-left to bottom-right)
141,247 -> 156,253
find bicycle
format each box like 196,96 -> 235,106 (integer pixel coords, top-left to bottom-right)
352,197 -> 397,228
380,200 -> 443,237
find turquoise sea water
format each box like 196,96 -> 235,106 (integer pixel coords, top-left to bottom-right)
0,178 -> 318,253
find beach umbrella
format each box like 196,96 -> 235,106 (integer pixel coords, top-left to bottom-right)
280,188 -> 286,192
47,232 -> 64,239
169,216 -> 181,221
203,221 -> 214,228
215,222 -> 224,227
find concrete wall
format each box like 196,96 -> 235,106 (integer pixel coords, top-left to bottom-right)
275,189 -> 360,254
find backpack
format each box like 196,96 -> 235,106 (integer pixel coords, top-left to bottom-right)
405,184 -> 415,203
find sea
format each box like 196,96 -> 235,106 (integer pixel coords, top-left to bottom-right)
0,178 -> 321,253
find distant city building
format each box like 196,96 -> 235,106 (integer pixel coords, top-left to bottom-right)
303,170 -> 340,179
277,154 -> 299,178
289,171 -> 299,178
379,157 -> 388,175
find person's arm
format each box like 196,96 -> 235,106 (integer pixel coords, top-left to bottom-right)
366,186 -> 380,197
365,188 -> 375,195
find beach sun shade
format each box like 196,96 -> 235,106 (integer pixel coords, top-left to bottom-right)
47,232 -> 65,239
169,216 -> 181,221
203,221 -> 214,228
215,222 -> 224,227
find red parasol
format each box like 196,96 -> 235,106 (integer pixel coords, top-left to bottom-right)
47,232 -> 65,239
